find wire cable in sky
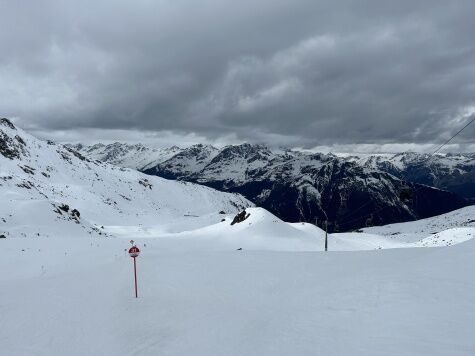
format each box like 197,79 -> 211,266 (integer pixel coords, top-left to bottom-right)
336,115 -> 475,230
431,116 -> 475,155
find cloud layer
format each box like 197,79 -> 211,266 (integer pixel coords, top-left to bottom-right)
1,0 -> 475,149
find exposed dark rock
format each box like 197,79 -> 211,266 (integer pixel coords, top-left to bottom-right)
16,181 -> 34,189
15,135 -> 26,146
139,179 -> 153,189
0,120 -> 28,160
231,210 -> 250,225
0,118 -> 15,130
120,194 -> 131,201
60,152 -> 72,163
19,165 -> 35,175
71,209 -> 80,218
0,131 -> 22,159
59,204 -> 70,213
65,146 -> 90,162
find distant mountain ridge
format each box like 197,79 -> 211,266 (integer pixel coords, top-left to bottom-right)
70,141 -> 473,231
348,152 -> 475,200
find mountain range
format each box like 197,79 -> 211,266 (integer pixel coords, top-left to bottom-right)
69,141 -> 474,232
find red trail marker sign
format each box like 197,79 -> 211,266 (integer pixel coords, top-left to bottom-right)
128,241 -> 140,298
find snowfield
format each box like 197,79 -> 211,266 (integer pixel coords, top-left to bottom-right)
2,119 -> 475,355
1,228 -> 475,356
1,206 -> 474,356
102,205 -> 475,252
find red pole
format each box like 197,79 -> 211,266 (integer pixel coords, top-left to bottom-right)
133,257 -> 138,298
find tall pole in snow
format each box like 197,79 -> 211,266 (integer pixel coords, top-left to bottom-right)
325,220 -> 328,252
133,256 -> 138,298
321,210 -> 329,252
128,240 -> 140,298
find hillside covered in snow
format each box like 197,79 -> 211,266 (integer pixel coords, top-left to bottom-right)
1,204 -> 475,355
0,118 -> 252,239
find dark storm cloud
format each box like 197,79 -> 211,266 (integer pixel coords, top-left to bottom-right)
1,0 -> 475,148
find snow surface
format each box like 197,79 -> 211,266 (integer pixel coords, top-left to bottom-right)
362,205 -> 475,245
2,205 -> 475,355
2,227 -> 475,355
2,120 -> 475,355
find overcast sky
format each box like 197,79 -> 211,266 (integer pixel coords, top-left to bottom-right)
1,0 -> 475,151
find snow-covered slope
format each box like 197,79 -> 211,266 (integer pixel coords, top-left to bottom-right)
362,205 -> 475,246
2,117 -> 472,250
2,214 -> 475,355
0,118 -> 252,238
101,205 -> 475,252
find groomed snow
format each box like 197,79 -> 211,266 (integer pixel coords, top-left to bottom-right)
1,232 -> 475,356
362,205 -> 475,244
2,202 -> 475,355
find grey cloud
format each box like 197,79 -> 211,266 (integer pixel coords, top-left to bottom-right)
1,0 -> 475,148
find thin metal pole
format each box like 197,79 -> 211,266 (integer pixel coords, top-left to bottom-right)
134,257 -> 138,298
325,220 -> 328,251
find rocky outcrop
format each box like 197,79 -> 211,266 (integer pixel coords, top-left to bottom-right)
231,210 -> 250,225
0,119 -> 27,160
